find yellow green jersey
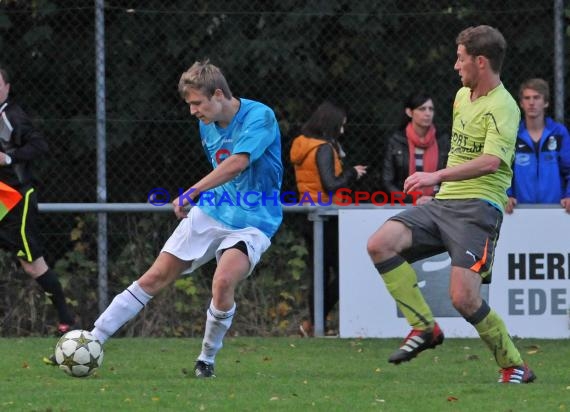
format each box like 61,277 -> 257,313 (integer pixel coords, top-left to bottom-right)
437,83 -> 519,211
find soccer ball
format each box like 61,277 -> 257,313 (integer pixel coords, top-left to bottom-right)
54,330 -> 104,377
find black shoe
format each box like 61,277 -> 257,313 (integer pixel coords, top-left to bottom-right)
388,323 -> 444,364
194,360 -> 215,378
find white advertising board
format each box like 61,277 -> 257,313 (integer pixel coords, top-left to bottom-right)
339,208 -> 570,338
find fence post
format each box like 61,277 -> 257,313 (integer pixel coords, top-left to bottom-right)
94,0 -> 109,312
553,0 -> 565,123
309,210 -> 325,337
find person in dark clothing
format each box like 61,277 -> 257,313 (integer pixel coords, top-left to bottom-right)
290,101 -> 367,336
0,66 -> 75,334
382,93 -> 449,204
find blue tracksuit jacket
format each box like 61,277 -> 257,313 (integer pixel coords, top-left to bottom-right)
507,117 -> 570,203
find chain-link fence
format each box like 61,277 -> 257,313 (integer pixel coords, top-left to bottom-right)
0,0 -> 568,336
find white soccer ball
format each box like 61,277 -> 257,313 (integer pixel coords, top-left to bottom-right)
54,330 -> 104,377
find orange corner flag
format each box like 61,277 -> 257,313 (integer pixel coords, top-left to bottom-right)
0,182 -> 22,221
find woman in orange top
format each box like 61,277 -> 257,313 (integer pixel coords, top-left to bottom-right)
290,101 -> 366,336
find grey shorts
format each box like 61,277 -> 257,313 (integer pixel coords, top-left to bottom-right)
389,198 -> 503,283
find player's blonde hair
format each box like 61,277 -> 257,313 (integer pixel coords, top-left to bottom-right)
519,78 -> 550,104
178,59 -> 232,99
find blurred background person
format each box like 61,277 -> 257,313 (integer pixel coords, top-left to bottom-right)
506,78 -> 570,214
0,66 -> 75,335
290,100 -> 367,336
382,92 -> 449,204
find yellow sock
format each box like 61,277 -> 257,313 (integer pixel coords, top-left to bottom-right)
474,309 -> 523,368
380,260 -> 434,330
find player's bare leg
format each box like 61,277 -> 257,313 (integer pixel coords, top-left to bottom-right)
195,246 -> 250,378
91,252 -> 191,344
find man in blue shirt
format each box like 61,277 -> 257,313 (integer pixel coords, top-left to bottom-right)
506,78 -> 570,213
88,60 -> 283,378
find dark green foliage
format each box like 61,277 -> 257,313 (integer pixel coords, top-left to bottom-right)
0,1 -> 567,336
0,212 -> 311,337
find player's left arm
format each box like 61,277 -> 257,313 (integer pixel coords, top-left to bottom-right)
7,105 -> 49,162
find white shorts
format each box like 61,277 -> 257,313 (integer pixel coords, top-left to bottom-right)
161,206 -> 271,277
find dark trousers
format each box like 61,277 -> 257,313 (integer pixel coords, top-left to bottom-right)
304,216 -> 339,323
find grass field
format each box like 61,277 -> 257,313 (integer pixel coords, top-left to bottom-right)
0,336 -> 568,411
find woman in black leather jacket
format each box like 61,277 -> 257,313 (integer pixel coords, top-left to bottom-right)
382,93 -> 450,204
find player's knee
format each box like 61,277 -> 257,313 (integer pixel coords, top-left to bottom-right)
138,267 -> 173,294
367,233 -> 392,262
450,293 -> 464,314
212,274 -> 235,295
450,291 -> 478,316
23,266 -> 43,278
21,258 -> 48,278
366,234 -> 380,256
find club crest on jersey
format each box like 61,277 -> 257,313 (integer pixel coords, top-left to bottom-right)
546,136 -> 557,151
515,153 -> 531,166
215,148 -> 231,164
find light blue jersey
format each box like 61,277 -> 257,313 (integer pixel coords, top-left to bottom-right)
197,98 -> 283,238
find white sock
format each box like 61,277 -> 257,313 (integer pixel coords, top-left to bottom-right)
197,300 -> 236,364
91,281 -> 153,344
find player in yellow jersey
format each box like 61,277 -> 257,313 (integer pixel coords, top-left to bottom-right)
367,25 -> 535,384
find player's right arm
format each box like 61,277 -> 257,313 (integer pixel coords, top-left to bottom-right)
172,153 -> 250,218
404,154 -> 501,194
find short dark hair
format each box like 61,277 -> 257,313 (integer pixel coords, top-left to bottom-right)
456,25 -> 507,73
301,101 -> 346,140
399,92 -> 433,130
0,66 -> 9,84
